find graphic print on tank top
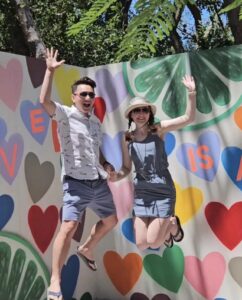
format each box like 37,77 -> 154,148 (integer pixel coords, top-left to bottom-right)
132,140 -> 166,184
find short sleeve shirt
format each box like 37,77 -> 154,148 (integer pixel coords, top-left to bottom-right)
53,102 -> 107,180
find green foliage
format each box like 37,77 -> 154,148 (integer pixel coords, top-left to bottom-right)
219,0 -> 242,19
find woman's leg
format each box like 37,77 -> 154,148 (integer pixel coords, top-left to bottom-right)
133,216 -> 150,250
146,217 -> 171,248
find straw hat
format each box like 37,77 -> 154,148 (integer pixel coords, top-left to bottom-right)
124,97 -> 156,118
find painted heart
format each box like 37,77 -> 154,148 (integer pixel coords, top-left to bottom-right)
234,106 -> 242,130
108,180 -> 133,220
28,205 -> 59,253
221,147 -> 242,190
0,194 -> 14,229
174,183 -> 203,224
80,292 -> 92,300
143,246 -> 184,293
0,121 -> 24,185
101,131 -> 123,170
184,252 -> 226,300
176,130 -> 221,181
26,56 -> 46,88
164,132 -> 175,156
54,65 -> 80,106
25,152 -> 55,202
20,100 -> 50,145
95,69 -> 128,113
228,257 -> 242,288
205,201 -> 242,250
122,218 -> 135,244
51,120 -> 60,152
93,97 -> 106,123
0,59 -> 23,111
60,207 -> 86,242
130,293 -> 171,300
61,255 -> 80,300
103,250 -> 143,295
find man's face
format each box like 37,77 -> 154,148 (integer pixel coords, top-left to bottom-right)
72,84 -> 95,115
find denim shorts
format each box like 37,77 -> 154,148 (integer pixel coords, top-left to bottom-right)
62,175 -> 116,221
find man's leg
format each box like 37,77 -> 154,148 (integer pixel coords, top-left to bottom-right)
77,214 -> 117,261
48,220 -> 78,294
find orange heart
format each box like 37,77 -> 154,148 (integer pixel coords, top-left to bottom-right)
234,106 -> 242,130
103,251 -> 142,295
174,183 -> 203,224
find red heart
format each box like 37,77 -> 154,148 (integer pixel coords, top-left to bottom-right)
51,120 -> 60,152
93,97 -> 106,123
205,201 -> 242,250
28,205 -> 59,253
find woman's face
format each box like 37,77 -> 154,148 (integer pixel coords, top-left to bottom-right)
131,106 -> 151,127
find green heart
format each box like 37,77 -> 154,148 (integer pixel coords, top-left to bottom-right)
80,292 -> 92,300
143,245 -> 184,293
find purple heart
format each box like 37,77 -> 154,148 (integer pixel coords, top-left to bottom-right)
0,194 -> 14,229
20,100 -> 50,144
222,147 -> 242,190
176,130 -> 220,181
61,255 -> 80,300
101,131 -> 123,170
0,124 -> 24,184
95,69 -> 128,112
131,293 -> 171,300
26,56 -> 46,88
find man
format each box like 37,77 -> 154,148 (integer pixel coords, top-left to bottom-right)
40,48 -> 117,300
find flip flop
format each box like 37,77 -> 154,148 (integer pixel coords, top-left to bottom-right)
164,234 -> 173,248
77,248 -> 97,271
172,216 -> 184,242
47,288 -> 63,300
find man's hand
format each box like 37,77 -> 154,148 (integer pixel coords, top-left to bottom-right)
46,47 -> 65,71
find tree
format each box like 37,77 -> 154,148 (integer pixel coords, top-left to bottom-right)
0,0 -> 242,66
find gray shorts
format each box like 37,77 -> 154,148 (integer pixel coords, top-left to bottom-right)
62,175 -> 116,221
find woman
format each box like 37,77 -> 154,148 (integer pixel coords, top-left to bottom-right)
110,75 -> 196,249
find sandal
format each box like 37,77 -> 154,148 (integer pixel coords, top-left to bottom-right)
172,216 -> 184,242
47,288 -> 63,300
164,234 -> 173,248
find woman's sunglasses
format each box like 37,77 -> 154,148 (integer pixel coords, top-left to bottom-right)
132,107 -> 150,114
74,92 -> 96,99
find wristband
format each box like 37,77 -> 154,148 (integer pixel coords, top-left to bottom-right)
188,90 -> 196,94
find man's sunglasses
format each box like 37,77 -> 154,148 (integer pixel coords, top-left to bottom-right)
74,92 -> 96,99
132,107 -> 150,114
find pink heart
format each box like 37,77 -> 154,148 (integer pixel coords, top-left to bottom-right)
108,180 -> 133,220
0,59 -> 23,111
184,252 -> 226,300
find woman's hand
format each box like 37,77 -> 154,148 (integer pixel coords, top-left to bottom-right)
182,75 -> 196,92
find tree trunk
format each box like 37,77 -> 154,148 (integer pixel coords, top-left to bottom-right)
224,0 -> 242,44
14,0 -> 46,59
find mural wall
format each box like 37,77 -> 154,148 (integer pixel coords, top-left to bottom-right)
0,44 -> 242,300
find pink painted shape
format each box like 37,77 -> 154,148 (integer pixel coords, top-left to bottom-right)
184,252 -> 226,300
108,180 -> 134,221
0,59 -> 23,111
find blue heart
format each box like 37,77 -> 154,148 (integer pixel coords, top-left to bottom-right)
61,255 -> 80,299
0,194 -> 14,229
20,100 -> 50,145
164,132 -> 176,156
101,131 -> 123,170
122,218 -> 135,244
222,147 -> 242,190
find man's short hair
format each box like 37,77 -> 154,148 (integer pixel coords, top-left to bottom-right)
71,77 -> 96,93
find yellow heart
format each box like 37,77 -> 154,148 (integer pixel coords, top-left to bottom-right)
54,65 -> 81,106
174,182 -> 203,224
